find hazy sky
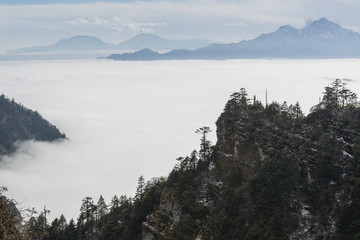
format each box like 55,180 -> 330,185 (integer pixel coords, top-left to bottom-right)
1,0 -> 360,53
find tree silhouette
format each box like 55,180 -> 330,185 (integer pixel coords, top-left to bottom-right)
195,126 -> 212,162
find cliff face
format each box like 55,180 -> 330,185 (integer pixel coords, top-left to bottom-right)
140,81 -> 360,239
0,94 -> 66,156
27,80 -> 360,240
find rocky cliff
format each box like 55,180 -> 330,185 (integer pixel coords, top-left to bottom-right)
139,80 -> 360,239
25,79 -> 360,240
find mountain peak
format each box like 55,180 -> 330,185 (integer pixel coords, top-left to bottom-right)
68,35 -> 98,39
52,35 -> 114,50
136,48 -> 158,54
117,33 -> 164,49
305,17 -> 337,28
122,33 -> 163,43
276,25 -> 300,34
318,17 -> 331,24
56,35 -> 106,44
117,33 -> 213,50
255,24 -> 300,41
301,17 -> 352,39
278,25 -> 296,30
135,33 -> 162,39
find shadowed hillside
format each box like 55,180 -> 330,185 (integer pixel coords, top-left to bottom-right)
0,94 -> 66,156
5,79 -> 360,240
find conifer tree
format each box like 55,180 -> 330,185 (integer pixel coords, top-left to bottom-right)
78,197 -> 97,240
96,195 -> 107,221
78,197 -> 96,225
135,176 -> 146,200
64,219 -> 77,240
0,187 -> 23,240
189,150 -> 198,170
291,102 -> 303,119
109,195 -> 120,212
58,214 -> 67,231
48,218 -> 60,239
119,195 -> 129,205
28,212 -> 49,240
320,79 -> 357,109
195,126 -> 212,162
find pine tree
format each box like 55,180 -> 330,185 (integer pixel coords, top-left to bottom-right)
58,214 -> 67,231
0,187 -> 23,240
78,197 -> 96,224
96,195 -> 107,221
189,150 -> 198,170
64,219 -> 77,240
48,218 -> 60,240
195,126 -> 212,162
320,79 -> 357,109
119,195 -> 129,205
28,212 -> 49,240
78,197 -> 97,240
109,195 -> 120,212
135,176 -> 145,200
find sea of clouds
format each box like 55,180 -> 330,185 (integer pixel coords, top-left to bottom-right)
0,59 -> 359,221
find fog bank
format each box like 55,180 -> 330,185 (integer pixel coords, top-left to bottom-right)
0,59 -> 359,221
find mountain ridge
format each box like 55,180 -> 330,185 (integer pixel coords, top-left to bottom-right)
8,34 -> 214,53
0,94 -> 66,157
108,17 -> 360,60
8,35 -> 115,53
117,33 -> 214,50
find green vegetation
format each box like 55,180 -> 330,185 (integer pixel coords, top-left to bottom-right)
0,94 -> 66,156
2,79 -> 360,239
0,187 -> 23,240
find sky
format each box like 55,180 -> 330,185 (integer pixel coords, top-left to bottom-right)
1,58 -> 360,222
1,0 -> 360,53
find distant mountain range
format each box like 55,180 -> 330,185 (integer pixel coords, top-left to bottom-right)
8,34 -> 214,53
108,18 -> 360,60
118,33 -> 213,51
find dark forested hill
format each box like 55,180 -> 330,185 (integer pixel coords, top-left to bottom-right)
15,79 -> 360,240
0,94 -> 66,155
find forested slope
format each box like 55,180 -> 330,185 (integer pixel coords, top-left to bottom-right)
6,79 -> 360,240
0,94 -> 66,156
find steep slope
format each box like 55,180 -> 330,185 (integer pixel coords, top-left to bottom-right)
0,94 -> 66,156
137,80 -> 360,239
25,79 -> 360,240
194,17 -> 360,59
301,17 -> 356,40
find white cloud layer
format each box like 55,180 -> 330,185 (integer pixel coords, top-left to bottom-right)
68,17 -> 167,33
1,59 -> 360,221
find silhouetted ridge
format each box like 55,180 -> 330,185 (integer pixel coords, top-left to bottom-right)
0,94 -> 66,156
108,17 -> 360,60
9,33 -> 214,53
